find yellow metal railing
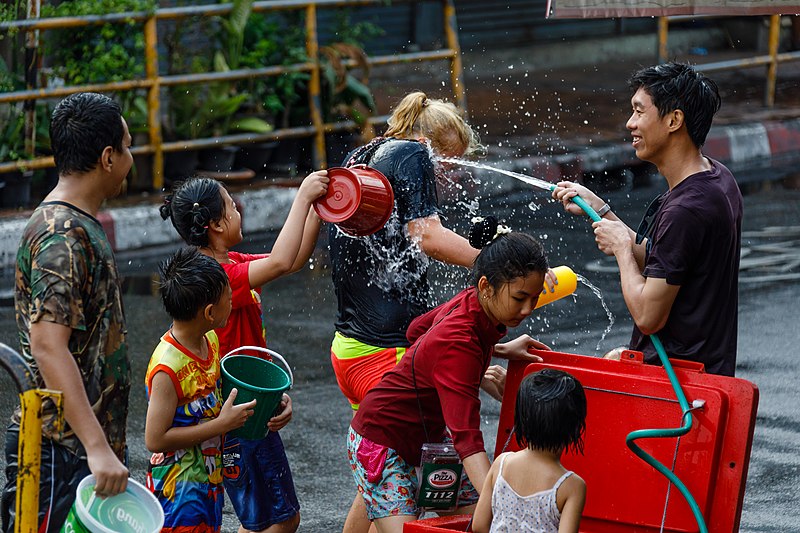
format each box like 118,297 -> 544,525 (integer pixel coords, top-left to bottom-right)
0,0 -> 467,190
0,342 -> 64,533
658,14 -> 800,107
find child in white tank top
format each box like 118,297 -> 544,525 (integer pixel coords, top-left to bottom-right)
472,369 -> 587,533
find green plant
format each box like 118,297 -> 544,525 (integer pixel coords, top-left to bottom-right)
319,11 -> 381,133
163,0 -> 271,140
239,11 -> 309,127
320,42 -> 376,127
0,0 -> 23,39
41,0 -> 155,135
0,105 -> 25,163
0,58 -> 50,164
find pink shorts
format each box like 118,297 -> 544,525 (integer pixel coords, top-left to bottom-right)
346,427 -> 478,520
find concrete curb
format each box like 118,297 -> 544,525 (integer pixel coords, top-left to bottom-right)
1,117 -> 798,271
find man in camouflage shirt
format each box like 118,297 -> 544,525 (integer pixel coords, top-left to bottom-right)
2,93 -> 133,532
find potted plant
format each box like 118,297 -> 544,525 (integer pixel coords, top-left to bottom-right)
40,0 -> 155,190
162,0 -> 272,176
236,10 -> 309,175
319,42 -> 377,165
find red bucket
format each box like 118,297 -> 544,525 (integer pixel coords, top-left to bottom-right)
314,165 -> 394,237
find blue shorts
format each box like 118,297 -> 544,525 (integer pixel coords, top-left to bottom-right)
347,427 -> 478,520
222,431 -> 300,530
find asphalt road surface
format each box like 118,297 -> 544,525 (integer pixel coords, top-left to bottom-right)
0,177 -> 798,532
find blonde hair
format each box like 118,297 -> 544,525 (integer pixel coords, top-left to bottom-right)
384,92 -> 482,156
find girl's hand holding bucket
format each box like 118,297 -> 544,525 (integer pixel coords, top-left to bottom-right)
267,393 -> 293,432
297,170 -> 330,203
218,388 -> 257,432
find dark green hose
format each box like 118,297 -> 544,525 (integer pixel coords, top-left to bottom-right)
625,334 -> 707,533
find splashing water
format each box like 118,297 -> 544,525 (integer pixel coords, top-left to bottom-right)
438,158 -> 555,192
576,274 -> 615,352
335,211 -> 431,297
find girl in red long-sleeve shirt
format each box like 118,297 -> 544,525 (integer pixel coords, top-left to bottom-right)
348,216 -> 552,532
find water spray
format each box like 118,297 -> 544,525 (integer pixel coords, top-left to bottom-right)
438,158 -> 602,220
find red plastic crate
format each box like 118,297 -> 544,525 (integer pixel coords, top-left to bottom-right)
404,350 -> 758,533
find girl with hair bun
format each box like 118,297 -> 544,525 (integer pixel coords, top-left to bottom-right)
347,216 -> 554,532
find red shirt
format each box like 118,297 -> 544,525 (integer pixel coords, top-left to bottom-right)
351,288 -> 506,466
216,251 -> 268,357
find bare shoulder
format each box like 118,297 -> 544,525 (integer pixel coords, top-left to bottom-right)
563,471 -> 586,492
556,471 -> 586,509
489,452 -> 511,474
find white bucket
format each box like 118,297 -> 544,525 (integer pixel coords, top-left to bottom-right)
60,475 -> 164,533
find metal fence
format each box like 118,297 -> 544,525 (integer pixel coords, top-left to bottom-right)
658,14 -> 800,107
0,0 -> 467,190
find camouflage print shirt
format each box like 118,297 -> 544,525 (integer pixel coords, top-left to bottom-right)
14,201 -> 130,459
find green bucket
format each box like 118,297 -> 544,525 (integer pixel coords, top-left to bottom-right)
221,347 -> 293,440
61,475 -> 163,533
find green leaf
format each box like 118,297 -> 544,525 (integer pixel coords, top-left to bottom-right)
230,0 -> 254,36
230,117 -> 273,133
213,51 -> 230,73
344,77 -> 376,112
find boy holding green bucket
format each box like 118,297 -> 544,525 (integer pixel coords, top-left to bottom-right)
144,248 -> 256,532
160,172 -> 328,533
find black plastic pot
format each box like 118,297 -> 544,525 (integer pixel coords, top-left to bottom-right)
0,171 -> 32,209
326,131 -> 359,167
198,146 -> 239,172
267,139 -> 300,177
164,149 -> 200,185
234,142 -> 278,175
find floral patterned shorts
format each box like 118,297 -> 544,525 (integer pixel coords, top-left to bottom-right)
346,426 -> 478,520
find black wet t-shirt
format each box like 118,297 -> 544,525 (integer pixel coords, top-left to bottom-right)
329,138 -> 440,347
629,159 -> 742,376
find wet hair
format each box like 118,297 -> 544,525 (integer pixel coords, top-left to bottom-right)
514,369 -> 587,455
160,177 -> 225,247
158,247 -> 228,322
49,92 -> 125,176
384,91 -> 483,156
469,215 -> 548,290
628,62 -> 721,148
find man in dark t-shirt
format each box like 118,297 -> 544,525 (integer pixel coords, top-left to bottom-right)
553,62 -> 742,376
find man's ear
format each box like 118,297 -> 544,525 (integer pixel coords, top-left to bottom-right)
100,146 -> 115,171
668,109 -> 684,132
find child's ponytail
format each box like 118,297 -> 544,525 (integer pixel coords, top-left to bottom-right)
161,178 -> 225,247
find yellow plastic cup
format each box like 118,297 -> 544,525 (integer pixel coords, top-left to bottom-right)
535,265 -> 578,309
